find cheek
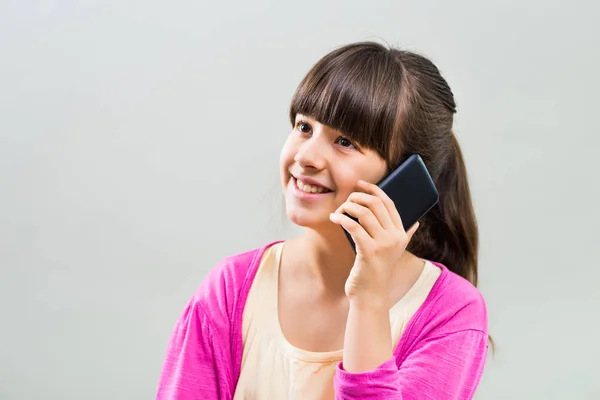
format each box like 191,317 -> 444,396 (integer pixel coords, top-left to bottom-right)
279,136 -> 296,177
279,136 -> 293,163
333,166 -> 361,198
333,158 -> 387,199
366,166 -> 388,184
360,156 -> 388,184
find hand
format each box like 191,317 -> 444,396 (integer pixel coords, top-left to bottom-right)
329,180 -> 419,305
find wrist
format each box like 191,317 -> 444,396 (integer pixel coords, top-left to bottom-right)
348,294 -> 389,312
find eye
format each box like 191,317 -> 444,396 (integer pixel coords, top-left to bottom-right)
296,121 -> 312,134
336,136 -> 357,149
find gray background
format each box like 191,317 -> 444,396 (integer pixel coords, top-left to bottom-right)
1,0 -> 599,399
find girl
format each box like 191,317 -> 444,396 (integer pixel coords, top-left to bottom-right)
156,41 -> 489,399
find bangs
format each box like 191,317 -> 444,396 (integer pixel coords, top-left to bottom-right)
289,44 -> 404,161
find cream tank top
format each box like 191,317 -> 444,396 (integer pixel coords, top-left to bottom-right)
233,242 -> 441,400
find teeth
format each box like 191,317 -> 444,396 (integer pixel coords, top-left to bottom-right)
296,179 -> 327,194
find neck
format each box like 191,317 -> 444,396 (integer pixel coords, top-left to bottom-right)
286,224 -> 422,299
294,225 -> 355,296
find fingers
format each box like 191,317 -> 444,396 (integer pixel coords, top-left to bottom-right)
356,180 -> 404,231
345,191 -> 394,231
329,211 -> 371,245
331,180 -> 421,253
335,201 -> 382,239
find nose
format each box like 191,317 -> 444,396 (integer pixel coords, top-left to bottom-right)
294,134 -> 328,170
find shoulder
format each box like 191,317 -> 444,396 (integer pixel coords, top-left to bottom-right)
190,240 -> 283,327
412,263 -> 488,335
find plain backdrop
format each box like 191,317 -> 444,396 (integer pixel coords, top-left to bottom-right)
1,1 -> 599,399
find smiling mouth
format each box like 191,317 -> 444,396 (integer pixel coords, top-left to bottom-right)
294,178 -> 332,194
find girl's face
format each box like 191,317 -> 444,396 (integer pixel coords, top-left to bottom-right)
280,114 -> 387,230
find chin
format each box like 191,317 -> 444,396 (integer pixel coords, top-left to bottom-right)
286,210 -> 321,228
285,208 -> 331,230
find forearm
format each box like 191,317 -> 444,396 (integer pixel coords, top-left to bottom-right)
342,299 -> 393,373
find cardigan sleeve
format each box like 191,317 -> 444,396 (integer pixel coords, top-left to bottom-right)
334,328 -> 488,400
156,297 -> 227,400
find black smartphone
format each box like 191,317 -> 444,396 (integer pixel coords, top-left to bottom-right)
343,154 -> 439,252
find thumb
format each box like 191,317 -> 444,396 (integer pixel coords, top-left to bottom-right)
406,221 -> 420,241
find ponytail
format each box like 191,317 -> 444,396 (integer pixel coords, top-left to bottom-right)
408,132 -> 493,350
407,132 -> 479,287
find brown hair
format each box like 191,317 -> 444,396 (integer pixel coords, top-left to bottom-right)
289,41 -> 479,286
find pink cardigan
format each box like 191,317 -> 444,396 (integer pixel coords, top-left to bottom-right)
156,241 -> 488,399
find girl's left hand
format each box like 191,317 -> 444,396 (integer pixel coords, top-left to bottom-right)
329,180 -> 419,306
